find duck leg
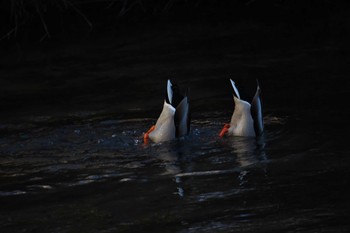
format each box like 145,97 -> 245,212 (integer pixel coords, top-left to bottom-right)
219,123 -> 230,137
143,125 -> 155,144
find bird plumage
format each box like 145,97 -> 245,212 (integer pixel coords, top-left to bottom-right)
220,79 -> 263,137
144,80 -> 190,143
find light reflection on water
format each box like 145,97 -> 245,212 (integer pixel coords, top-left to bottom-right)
0,112 -> 348,232
0,113 -> 282,195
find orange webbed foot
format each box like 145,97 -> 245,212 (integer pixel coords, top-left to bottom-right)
143,125 -> 155,144
219,123 -> 230,137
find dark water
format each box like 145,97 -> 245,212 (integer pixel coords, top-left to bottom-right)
1,23 -> 350,232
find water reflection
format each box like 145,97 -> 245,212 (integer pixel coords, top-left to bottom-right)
155,145 -> 183,175
220,134 -> 267,169
146,125 -> 270,201
2,110 -> 347,233
148,140 -> 191,198
228,136 -> 266,167
0,116 -> 276,198
231,135 -> 267,186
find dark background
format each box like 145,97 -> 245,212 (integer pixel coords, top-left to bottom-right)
1,1 -> 350,50
1,1 -> 349,43
1,0 -> 350,120
1,2 -> 350,232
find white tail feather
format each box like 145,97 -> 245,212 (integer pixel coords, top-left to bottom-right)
230,79 -> 240,99
167,79 -> 173,104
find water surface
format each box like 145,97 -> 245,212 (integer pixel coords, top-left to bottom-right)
1,23 -> 349,233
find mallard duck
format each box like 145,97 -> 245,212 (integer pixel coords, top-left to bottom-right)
144,80 -> 190,143
220,79 -> 263,137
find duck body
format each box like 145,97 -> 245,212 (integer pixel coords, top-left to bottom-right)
144,80 -> 190,143
228,97 -> 256,136
148,100 -> 176,143
220,79 -> 263,138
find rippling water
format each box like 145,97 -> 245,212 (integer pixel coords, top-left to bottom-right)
1,107 -> 349,232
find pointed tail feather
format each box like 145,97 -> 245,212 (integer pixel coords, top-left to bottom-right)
175,94 -> 190,137
167,79 -> 173,104
230,79 -> 241,99
251,81 -> 264,136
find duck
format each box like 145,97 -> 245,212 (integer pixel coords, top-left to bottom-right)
144,79 -> 190,143
219,79 -> 263,138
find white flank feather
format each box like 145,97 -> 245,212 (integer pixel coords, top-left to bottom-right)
228,97 -> 255,137
149,100 -> 176,143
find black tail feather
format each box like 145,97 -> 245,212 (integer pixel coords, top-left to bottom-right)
251,80 -> 264,136
166,80 -> 190,137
